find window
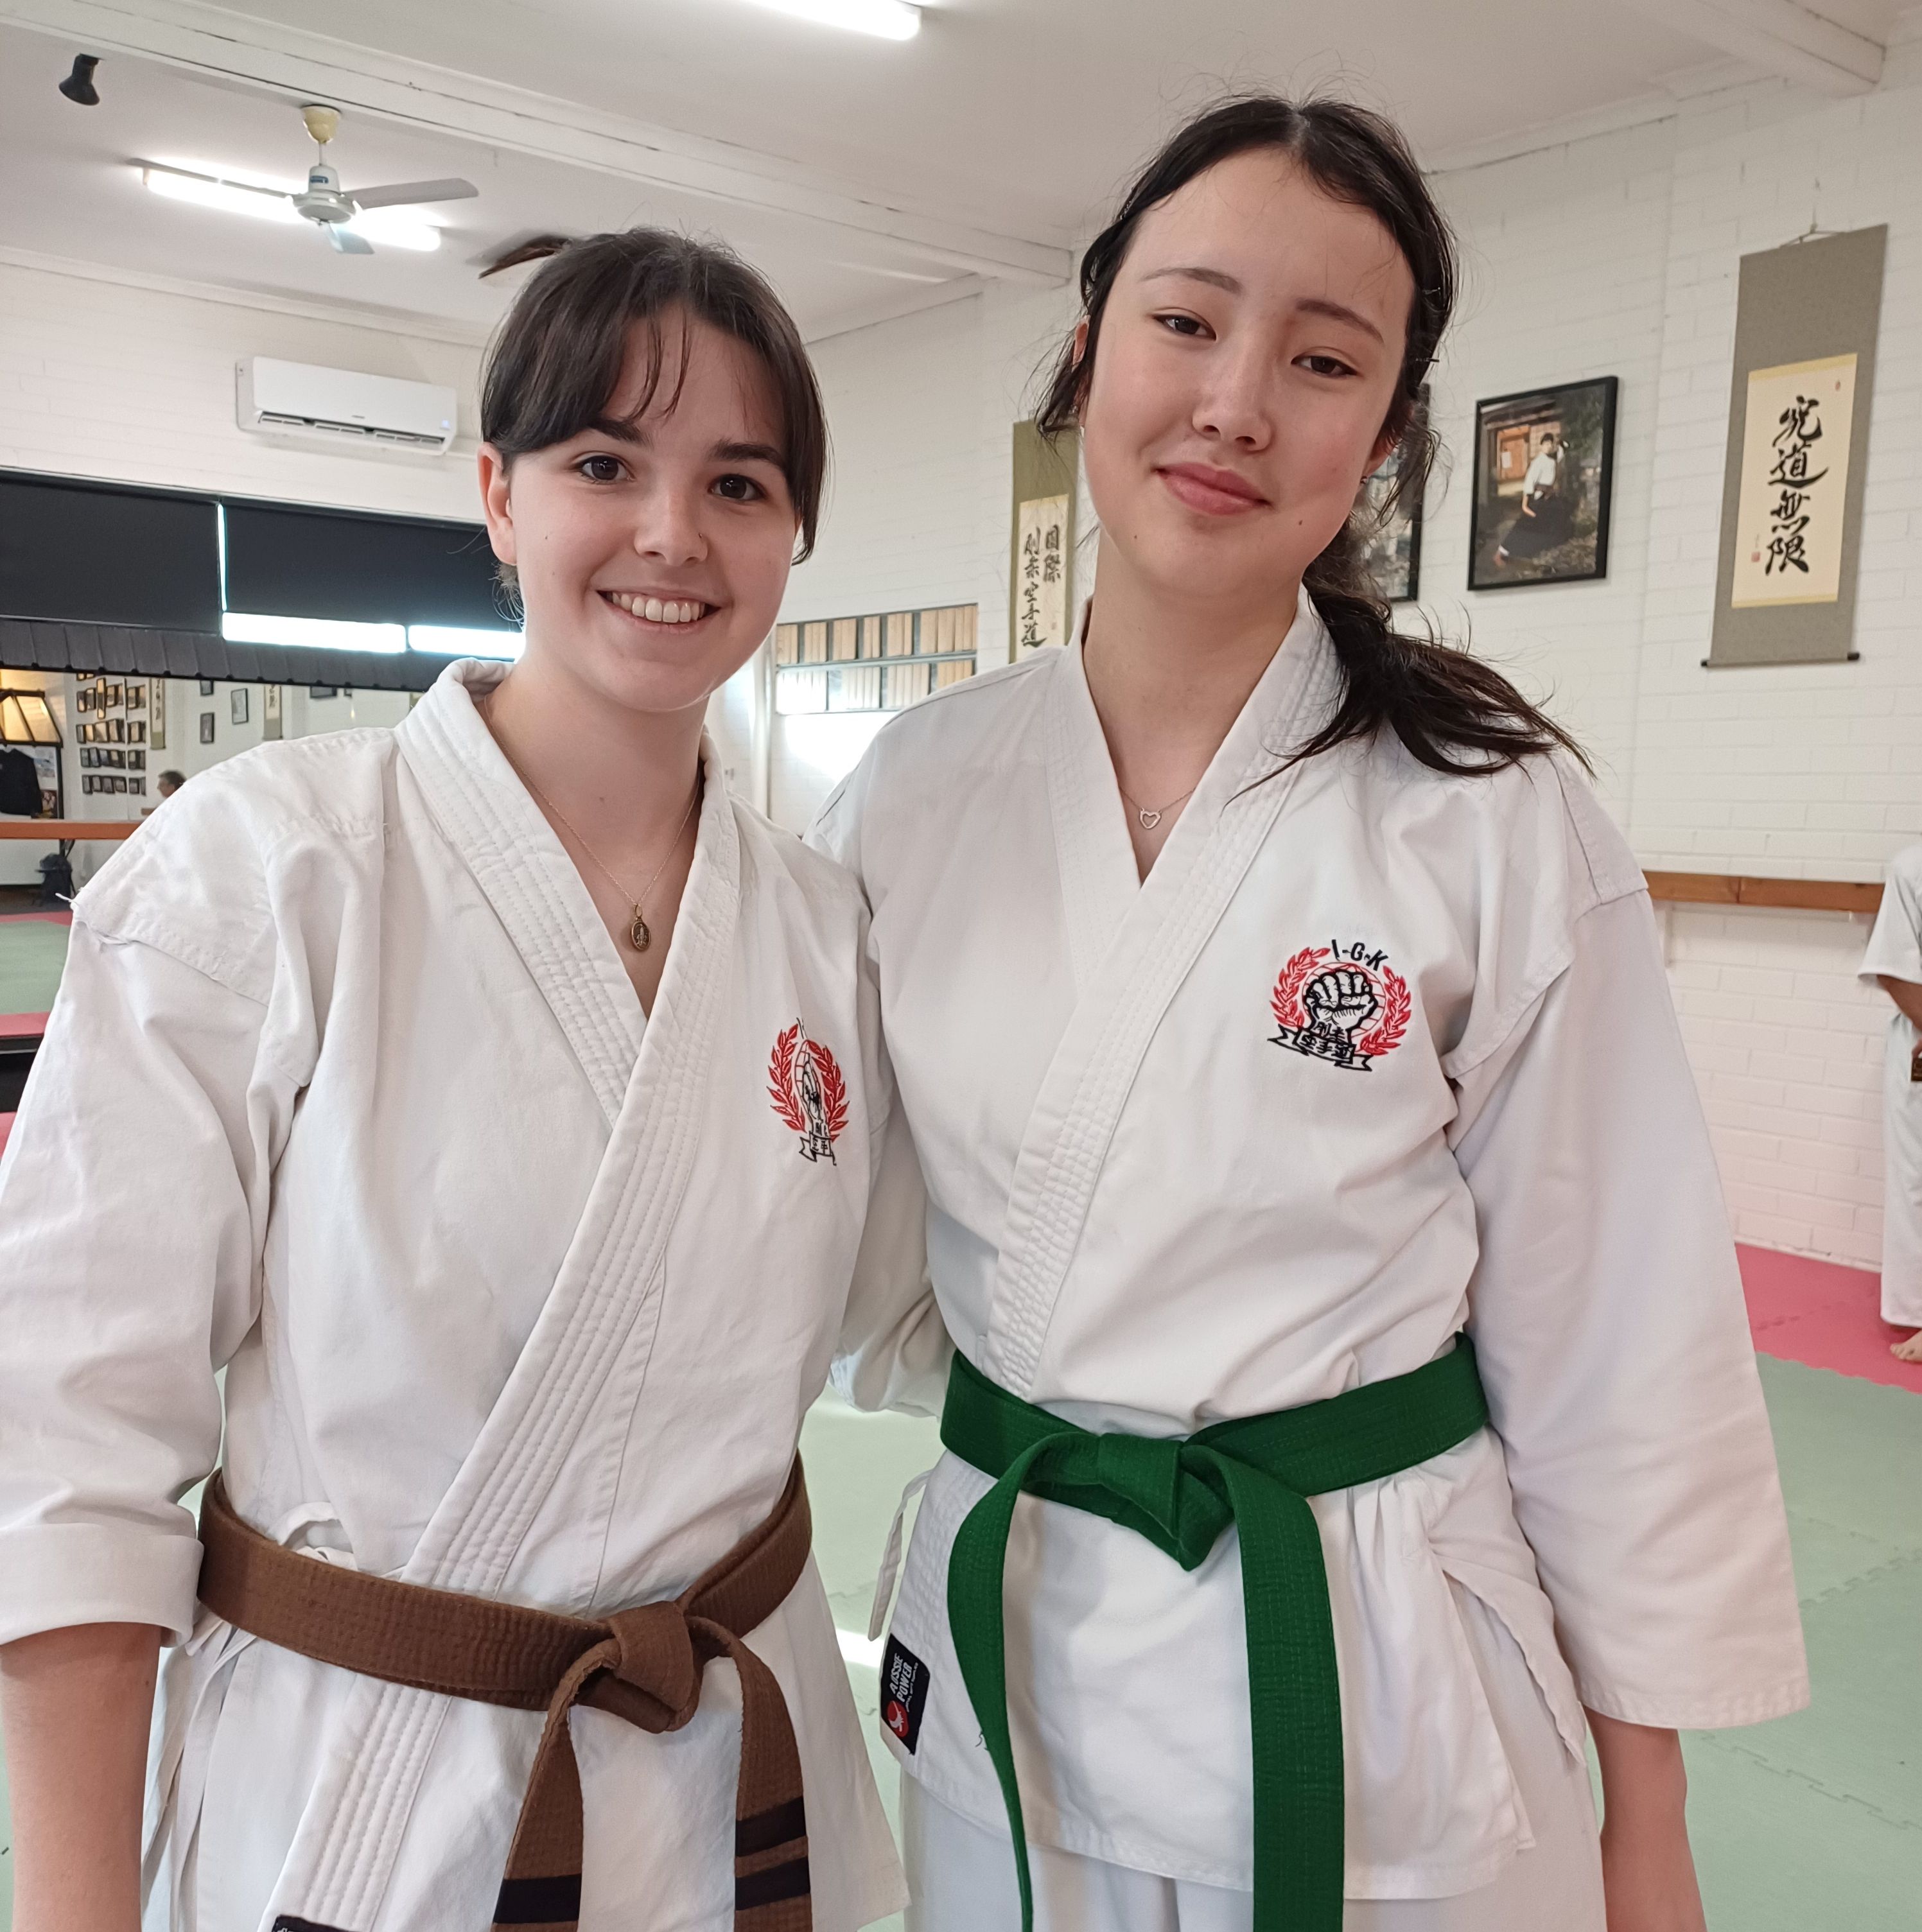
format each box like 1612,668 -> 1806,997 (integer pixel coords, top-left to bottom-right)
773,604 -> 977,715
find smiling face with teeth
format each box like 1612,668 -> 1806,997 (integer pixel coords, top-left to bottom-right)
479,309 -> 799,722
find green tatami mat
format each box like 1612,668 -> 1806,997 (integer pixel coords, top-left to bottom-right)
0,918 -> 67,1021
1678,1356 -> 1922,1928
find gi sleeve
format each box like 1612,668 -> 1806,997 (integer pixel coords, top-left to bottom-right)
1450,887 -> 1810,1729
1859,853 -> 1922,986
812,755 -> 953,1416
0,921 -> 290,1648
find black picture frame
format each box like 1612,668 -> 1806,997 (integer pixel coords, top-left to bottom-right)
199,678 -> 215,695
230,688 -> 250,726
1469,376 -> 1618,591
199,711 -> 215,744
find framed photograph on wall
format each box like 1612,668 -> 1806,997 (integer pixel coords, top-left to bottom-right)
200,711 -> 215,745
1469,376 -> 1618,590
231,688 -> 250,726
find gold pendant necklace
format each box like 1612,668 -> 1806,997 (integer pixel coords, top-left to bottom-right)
482,694 -> 700,953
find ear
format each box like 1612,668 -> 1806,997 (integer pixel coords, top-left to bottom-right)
477,444 -> 516,564
1071,315 -> 1090,369
1360,419 -> 1402,485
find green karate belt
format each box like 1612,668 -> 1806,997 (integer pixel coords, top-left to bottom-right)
941,1336 -> 1488,1932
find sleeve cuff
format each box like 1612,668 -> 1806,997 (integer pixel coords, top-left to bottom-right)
0,1521 -> 204,1648
1575,1673 -> 1812,1731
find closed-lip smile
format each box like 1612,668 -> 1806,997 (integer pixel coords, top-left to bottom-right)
1158,462 -> 1268,515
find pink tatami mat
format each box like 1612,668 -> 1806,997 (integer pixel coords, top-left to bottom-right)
1739,1244 -> 1922,1394
0,910 -> 73,925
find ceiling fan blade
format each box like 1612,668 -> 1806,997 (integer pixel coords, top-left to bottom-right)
350,177 -> 478,211
328,225 -> 376,255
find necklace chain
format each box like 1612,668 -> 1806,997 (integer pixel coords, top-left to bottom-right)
1115,778 -> 1198,832
482,691 -> 699,953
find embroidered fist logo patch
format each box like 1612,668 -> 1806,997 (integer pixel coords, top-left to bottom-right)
1270,941 -> 1411,1072
769,1020 -> 848,1162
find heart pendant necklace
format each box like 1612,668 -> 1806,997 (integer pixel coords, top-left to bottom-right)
1117,779 -> 1198,833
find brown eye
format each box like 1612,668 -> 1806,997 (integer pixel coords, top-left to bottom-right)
577,455 -> 624,483
713,473 -> 765,502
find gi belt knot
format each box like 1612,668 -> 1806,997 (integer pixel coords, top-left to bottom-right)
582,1601 -> 703,1732
1079,1431 -> 1235,1568
936,1340 -> 1490,1932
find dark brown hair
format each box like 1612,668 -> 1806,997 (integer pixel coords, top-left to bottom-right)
481,227 -> 828,561
1038,95 -> 1585,776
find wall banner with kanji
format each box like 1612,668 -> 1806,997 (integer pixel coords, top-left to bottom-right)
1710,225 -> 1885,667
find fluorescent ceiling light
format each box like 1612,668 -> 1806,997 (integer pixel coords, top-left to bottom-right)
408,625 -> 523,659
143,164 -> 300,223
740,0 -> 921,40
222,613 -> 406,654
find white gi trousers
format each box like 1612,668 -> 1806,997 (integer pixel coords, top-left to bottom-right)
1880,1018 -> 1922,1327
900,1587 -> 1604,1932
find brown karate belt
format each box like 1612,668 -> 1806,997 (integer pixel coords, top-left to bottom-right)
197,1460 -> 814,1932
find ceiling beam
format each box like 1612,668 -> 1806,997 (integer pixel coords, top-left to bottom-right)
1,0 -> 1074,286
1619,0 -> 1884,96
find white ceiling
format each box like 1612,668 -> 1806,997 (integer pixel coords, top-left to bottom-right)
0,0 -> 1908,341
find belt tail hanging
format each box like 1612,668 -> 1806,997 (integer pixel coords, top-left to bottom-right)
938,1341 -> 1488,1932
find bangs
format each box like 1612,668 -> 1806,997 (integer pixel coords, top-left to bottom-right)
480,229 -> 828,559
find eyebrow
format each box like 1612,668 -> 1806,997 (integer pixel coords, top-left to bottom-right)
1140,266 -> 1386,345
584,420 -> 785,467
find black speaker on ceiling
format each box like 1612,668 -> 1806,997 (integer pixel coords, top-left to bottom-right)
58,55 -> 101,106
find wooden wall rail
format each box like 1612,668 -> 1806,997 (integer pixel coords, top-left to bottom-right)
0,821 -> 137,840
1644,871 -> 1883,915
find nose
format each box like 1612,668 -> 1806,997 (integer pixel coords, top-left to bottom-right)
1191,336 -> 1273,451
631,482 -> 708,568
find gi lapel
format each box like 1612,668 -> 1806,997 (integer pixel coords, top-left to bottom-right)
986,596 -> 1341,1398
397,664 -> 644,1127
271,690 -> 746,1932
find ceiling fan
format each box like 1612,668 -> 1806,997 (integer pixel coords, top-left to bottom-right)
288,105 -> 476,253
140,104 -> 478,254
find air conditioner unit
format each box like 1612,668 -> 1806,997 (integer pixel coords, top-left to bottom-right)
237,357 -> 457,455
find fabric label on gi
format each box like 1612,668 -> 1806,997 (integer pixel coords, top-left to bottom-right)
880,1634 -> 931,1752
1269,938 -> 1411,1072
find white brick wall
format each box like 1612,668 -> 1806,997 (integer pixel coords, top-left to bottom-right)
1666,905 -> 1892,1266
0,256 -> 487,517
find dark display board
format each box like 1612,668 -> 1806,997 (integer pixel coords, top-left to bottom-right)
0,475 -> 221,630
223,503 -> 503,628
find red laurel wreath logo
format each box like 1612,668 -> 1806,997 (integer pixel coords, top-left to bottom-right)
1269,941 -> 1410,1072
1269,946 -> 1332,1030
769,1021 -> 849,1162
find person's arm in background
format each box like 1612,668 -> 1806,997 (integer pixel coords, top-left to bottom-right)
1876,973 -> 1922,1031
0,1623 -> 160,1932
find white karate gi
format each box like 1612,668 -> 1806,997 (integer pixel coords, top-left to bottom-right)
0,661 -> 907,1932
812,594 -> 1808,1915
1859,842 -> 1922,1328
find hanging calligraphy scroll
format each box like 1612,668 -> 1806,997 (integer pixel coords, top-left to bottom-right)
1709,226 -> 1885,666
1009,419 -> 1079,657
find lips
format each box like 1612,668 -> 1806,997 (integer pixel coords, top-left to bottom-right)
1158,463 -> 1268,516
602,591 -> 713,626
